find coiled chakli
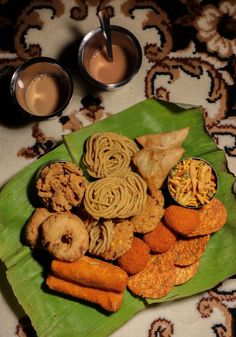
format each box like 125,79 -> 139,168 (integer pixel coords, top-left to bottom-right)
83,172 -> 147,219
83,132 -> 139,178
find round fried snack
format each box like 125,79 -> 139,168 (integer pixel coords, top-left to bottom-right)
149,189 -> 165,208
41,213 -> 89,262
25,207 -> 54,248
127,252 -> 175,298
174,261 -> 199,285
99,220 -> 133,260
187,198 -> 227,237
171,235 -> 210,266
131,196 -> 164,233
118,237 -> 150,274
143,221 -> 177,253
164,205 -> 200,236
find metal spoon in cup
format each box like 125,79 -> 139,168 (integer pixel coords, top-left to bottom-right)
98,10 -> 113,62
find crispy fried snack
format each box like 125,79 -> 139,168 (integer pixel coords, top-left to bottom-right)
164,205 -> 200,236
136,127 -> 189,150
99,220 -> 134,260
174,261 -> 199,285
171,235 -> 210,266
127,252 -> 175,298
143,221 -> 177,253
133,147 -> 184,194
117,237 -> 150,275
131,196 -> 164,233
51,256 -> 128,292
25,207 -> 54,249
41,213 -> 89,262
46,275 -> 124,312
187,198 -> 227,236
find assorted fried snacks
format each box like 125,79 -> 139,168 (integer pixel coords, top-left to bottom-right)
187,198 -> 227,236
100,220 -> 134,260
25,207 -> 54,249
133,147 -> 184,194
84,217 -> 114,255
143,221 -> 177,253
174,261 -> 199,285
170,235 -> 210,266
51,256 -> 128,292
136,127 -> 189,150
84,173 -> 147,219
127,253 -> 176,298
131,195 -> 164,233
168,157 -> 217,208
25,129 -> 228,312
41,213 -> 89,262
46,275 -> 124,312
164,205 -> 200,236
117,237 -> 150,275
36,161 -> 87,212
83,132 -> 138,178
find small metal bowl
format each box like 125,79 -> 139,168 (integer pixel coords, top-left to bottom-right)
10,57 -> 73,119
167,157 -> 218,209
78,25 -> 142,90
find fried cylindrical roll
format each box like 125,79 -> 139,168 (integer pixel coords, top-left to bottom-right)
51,256 -> 128,292
46,275 -> 124,312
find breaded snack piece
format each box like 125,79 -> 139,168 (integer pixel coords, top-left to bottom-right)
171,235 -> 210,266
143,221 -> 177,253
99,220 -> 133,260
131,196 -> 164,233
164,205 -> 200,236
41,213 -> 89,262
187,198 -> 227,237
46,275 -> 124,312
117,237 -> 150,275
25,207 -> 54,248
127,252 -> 175,298
174,261 -> 199,285
36,161 -> 87,212
51,256 -> 128,292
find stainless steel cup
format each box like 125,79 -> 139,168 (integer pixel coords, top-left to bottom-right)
78,25 -> 142,90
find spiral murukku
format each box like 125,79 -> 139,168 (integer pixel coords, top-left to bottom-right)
84,217 -> 114,255
83,172 -> 147,219
83,132 -> 139,178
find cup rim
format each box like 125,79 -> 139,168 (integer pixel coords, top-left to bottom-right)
10,56 -> 73,119
78,25 -> 142,90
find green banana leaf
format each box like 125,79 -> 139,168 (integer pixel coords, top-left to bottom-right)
0,98 -> 236,337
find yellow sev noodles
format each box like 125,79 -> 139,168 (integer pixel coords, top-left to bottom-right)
83,132 -> 139,178
84,172 -> 147,219
168,158 -> 217,207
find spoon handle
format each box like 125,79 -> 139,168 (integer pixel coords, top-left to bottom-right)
98,10 -> 113,62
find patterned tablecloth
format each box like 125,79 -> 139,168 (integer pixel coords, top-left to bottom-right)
1,0 -> 236,336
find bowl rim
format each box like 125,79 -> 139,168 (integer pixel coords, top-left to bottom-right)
167,156 -> 218,209
78,25 -> 143,90
10,56 -> 73,119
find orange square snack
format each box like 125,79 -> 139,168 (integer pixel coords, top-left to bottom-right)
170,235 -> 210,266
187,198 -> 227,237
164,205 -> 200,236
174,261 -> 199,285
143,221 -> 177,253
127,252 -> 175,298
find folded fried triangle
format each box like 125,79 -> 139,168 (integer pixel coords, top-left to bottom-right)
136,127 -> 189,150
133,147 -> 184,193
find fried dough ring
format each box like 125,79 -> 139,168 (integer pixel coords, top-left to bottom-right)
41,213 -> 89,262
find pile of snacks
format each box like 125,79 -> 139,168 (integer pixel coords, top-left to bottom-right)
25,130 -> 227,312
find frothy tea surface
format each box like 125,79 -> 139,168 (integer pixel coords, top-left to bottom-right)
25,73 -> 62,116
88,45 -> 129,84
